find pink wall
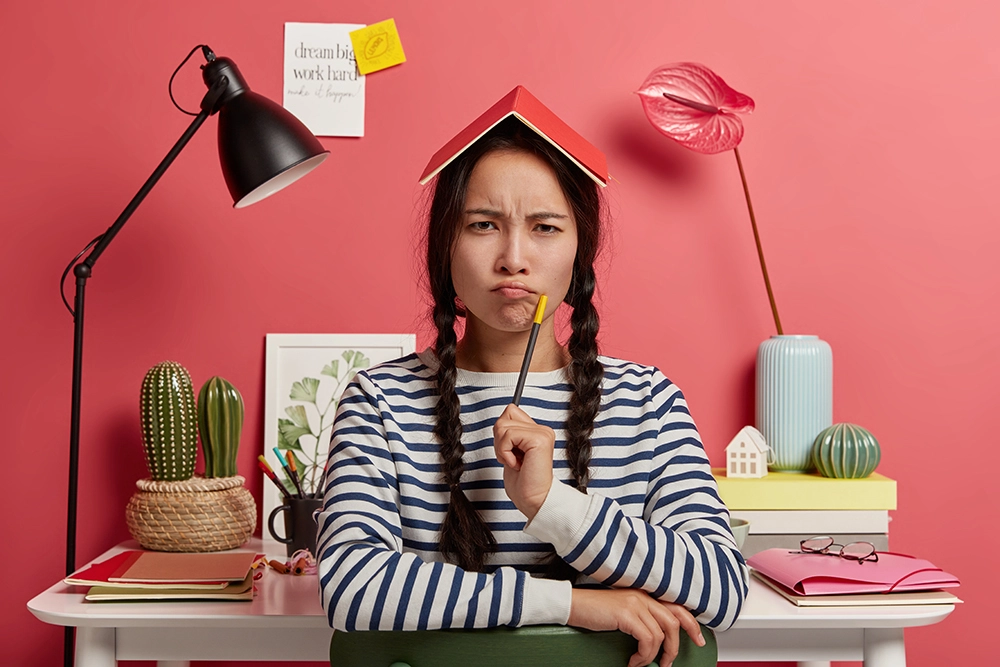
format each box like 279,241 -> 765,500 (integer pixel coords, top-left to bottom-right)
2,1 -> 996,665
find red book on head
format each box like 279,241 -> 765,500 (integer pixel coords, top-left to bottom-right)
419,85 -> 608,187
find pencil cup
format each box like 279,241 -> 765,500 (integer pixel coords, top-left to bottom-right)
268,496 -> 323,558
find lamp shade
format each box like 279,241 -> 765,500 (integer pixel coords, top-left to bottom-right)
217,91 -> 329,208
202,55 -> 328,208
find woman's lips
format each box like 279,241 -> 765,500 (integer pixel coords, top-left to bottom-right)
494,287 -> 533,298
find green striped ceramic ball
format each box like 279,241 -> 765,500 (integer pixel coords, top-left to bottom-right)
811,423 -> 881,478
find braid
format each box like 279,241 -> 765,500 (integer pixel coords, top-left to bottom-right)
434,299 -> 498,572
543,265 -> 603,582
565,265 -> 603,492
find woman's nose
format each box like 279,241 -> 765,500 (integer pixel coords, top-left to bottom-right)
496,230 -> 528,274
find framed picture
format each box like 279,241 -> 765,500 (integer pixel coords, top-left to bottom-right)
262,333 -> 416,555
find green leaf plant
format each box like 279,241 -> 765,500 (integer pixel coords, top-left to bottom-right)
275,349 -> 371,496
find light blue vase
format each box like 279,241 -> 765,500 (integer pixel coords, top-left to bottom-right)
756,335 -> 833,472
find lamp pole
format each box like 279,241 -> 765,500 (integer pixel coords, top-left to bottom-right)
64,97 -> 218,667
65,103 -> 213,561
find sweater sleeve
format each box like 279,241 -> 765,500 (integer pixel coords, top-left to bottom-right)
523,373 -> 749,630
317,372 -> 572,632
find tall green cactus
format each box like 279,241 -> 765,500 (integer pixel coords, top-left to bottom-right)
140,361 -> 198,481
197,376 -> 244,478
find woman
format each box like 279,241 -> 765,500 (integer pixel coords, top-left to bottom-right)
318,105 -> 747,667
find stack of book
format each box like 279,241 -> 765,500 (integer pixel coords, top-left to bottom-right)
713,468 -> 896,558
65,549 -> 258,602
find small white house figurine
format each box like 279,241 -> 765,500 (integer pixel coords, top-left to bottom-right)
726,426 -> 770,478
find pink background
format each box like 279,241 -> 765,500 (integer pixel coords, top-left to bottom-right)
2,1 -> 996,666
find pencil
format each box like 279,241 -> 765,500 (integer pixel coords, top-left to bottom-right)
273,447 -> 306,498
512,295 -> 548,406
285,451 -> 308,499
257,455 -> 292,500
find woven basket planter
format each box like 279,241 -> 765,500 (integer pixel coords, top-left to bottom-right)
126,475 -> 256,552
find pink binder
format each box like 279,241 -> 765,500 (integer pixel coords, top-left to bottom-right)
747,548 -> 960,596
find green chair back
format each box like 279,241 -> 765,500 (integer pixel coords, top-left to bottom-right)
330,624 -> 718,667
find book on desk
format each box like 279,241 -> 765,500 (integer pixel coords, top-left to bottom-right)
65,549 -> 259,602
751,570 -> 962,608
713,468 -> 896,557
85,571 -> 255,601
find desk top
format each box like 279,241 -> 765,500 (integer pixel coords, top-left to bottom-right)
29,541 -> 952,631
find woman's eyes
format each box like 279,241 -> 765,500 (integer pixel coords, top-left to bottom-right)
466,221 -> 561,234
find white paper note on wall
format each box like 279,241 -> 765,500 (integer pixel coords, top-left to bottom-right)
284,22 -> 366,137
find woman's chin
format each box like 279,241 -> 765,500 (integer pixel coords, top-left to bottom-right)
475,310 -> 533,333
495,305 -> 536,330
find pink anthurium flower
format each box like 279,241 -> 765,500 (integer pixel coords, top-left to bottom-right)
638,62 -> 783,334
637,62 -> 755,154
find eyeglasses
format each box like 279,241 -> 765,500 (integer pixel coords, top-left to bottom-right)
792,536 -> 879,564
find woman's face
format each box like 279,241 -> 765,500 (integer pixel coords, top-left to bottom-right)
451,149 -> 578,333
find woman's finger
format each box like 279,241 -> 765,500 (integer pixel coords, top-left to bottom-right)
621,612 -> 657,667
637,607 -> 666,667
659,601 -> 705,647
493,430 -> 521,469
657,609 -> 680,665
638,600 -> 674,664
502,403 -> 532,423
495,424 -> 550,459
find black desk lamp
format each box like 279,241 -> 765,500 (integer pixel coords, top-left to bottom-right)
60,45 -> 328,666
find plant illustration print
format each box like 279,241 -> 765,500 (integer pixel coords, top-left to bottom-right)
276,350 -> 370,496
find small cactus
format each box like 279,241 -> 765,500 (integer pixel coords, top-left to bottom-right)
198,376 -> 244,478
140,361 -> 198,481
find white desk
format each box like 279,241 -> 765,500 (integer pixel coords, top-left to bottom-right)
29,541 -> 954,667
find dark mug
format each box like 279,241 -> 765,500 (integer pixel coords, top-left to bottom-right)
267,496 -> 323,557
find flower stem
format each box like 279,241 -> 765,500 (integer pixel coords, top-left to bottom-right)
733,146 -> 783,335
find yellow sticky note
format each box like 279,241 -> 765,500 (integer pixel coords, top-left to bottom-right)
349,19 -> 406,75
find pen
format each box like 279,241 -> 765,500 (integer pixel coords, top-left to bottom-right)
257,455 -> 292,500
284,450 -> 308,499
512,295 -> 547,406
273,447 -> 306,498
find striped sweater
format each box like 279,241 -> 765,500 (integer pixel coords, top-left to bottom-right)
318,349 -> 747,633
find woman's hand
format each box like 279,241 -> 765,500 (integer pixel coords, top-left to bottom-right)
493,403 -> 555,520
568,588 -> 705,667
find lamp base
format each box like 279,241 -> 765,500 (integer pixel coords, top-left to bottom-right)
125,475 -> 256,552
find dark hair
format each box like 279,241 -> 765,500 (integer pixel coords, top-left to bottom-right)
427,117 -> 605,576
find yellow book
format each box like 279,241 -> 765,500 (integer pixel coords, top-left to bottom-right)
712,468 -> 896,510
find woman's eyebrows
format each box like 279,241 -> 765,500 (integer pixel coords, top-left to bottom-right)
464,207 -> 504,217
527,211 -> 569,221
463,207 -> 568,220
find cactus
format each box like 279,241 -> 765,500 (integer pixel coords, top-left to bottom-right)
140,361 -> 198,481
198,376 -> 244,478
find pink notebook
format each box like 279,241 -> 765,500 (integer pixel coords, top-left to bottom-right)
747,548 -> 960,596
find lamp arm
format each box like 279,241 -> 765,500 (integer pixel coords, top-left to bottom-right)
84,121 -> 211,268
82,73 -> 227,269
